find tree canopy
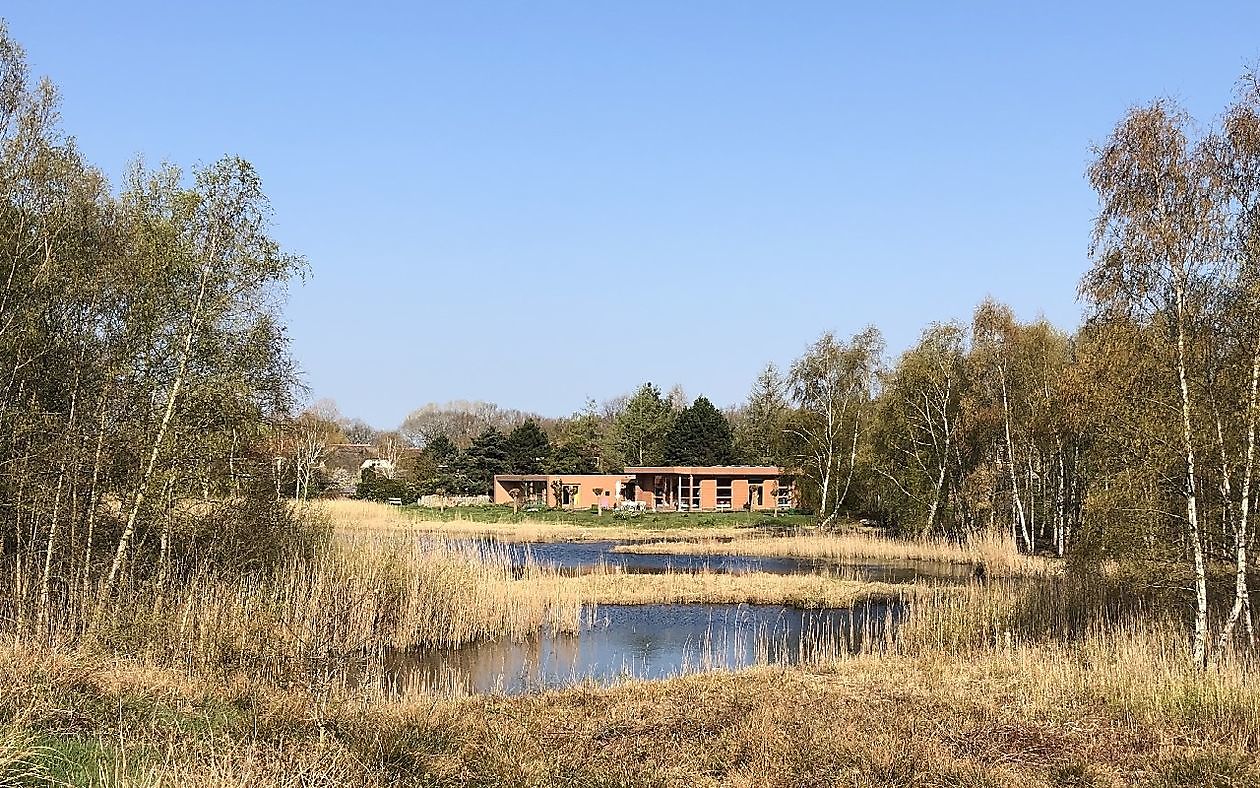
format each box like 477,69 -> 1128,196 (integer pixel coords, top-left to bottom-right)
663,396 -> 735,466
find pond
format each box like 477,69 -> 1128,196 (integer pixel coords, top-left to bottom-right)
504,539 -> 975,584
383,601 -> 900,695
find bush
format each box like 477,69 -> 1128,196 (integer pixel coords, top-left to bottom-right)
356,468 -> 418,503
177,494 -> 332,575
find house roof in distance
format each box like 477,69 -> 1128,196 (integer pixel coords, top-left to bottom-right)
624,466 -> 783,476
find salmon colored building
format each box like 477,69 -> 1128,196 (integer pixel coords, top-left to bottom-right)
492,466 -> 794,512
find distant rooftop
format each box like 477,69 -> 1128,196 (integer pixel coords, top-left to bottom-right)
624,466 -> 782,476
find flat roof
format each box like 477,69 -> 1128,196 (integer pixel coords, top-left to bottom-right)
495,474 -> 634,481
624,466 -> 782,476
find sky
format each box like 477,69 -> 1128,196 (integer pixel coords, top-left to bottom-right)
5,2 -> 1260,427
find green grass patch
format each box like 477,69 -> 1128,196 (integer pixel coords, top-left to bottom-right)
401,503 -> 814,530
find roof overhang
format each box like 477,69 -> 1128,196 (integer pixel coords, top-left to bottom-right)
623,466 -> 783,477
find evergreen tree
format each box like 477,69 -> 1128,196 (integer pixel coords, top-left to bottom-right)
614,383 -> 674,465
462,428 -> 508,495
505,420 -> 551,473
734,364 -> 789,464
414,434 -> 460,494
663,396 -> 735,465
549,442 -> 598,474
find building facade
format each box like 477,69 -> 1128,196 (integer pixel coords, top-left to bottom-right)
493,466 -> 793,512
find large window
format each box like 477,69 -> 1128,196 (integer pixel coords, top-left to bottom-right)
747,480 -> 764,508
716,479 -> 732,510
525,480 -> 546,503
776,481 -> 793,509
679,477 -> 700,510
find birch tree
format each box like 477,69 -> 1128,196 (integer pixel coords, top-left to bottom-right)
1084,99 -> 1222,667
1214,71 -> 1260,649
869,322 -> 968,536
786,327 -> 883,528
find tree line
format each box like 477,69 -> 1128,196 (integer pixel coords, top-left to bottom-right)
6,13 -> 1258,664
302,69 -> 1260,663
0,24 -> 309,635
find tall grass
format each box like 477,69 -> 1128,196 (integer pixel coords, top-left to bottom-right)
878,576 -> 1260,746
614,529 -> 1048,575
81,534 -> 584,682
0,501 -> 587,686
567,564 -> 922,608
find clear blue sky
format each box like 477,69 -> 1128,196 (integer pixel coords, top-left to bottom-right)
6,2 -> 1259,427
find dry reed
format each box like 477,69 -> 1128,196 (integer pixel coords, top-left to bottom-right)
614,530 -> 1049,575
323,498 -> 758,543
564,566 -> 922,608
75,531 -> 585,685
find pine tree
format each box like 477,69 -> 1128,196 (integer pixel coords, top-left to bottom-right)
735,364 -> 788,464
462,428 -> 508,494
505,420 -> 551,474
663,396 -> 735,465
614,383 -> 674,466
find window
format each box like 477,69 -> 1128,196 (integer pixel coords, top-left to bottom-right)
748,482 -> 764,508
679,476 -> 700,510
525,480 -> 546,503
776,481 -> 793,509
716,478 -> 732,510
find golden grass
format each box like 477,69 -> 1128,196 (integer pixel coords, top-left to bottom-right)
77,531 -> 586,684
322,498 -> 755,543
3,498 -> 1253,784
3,618 -> 1257,787
614,530 -> 1050,576
563,567 -> 923,608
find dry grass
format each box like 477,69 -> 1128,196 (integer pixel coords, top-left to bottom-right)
323,498 -> 759,543
563,567 -> 923,608
2,621 -> 1257,787
320,498 -> 414,531
76,532 -> 586,685
614,530 -> 1050,576
2,498 -> 1253,784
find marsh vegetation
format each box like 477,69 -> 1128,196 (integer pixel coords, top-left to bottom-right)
2,16 -> 1260,787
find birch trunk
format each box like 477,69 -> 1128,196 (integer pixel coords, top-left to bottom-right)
1219,331 -> 1260,650
1002,376 -> 1030,551
1174,281 -> 1208,668
100,261 -> 212,607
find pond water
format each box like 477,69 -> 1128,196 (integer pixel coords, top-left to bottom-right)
385,601 -> 900,695
505,539 -> 975,584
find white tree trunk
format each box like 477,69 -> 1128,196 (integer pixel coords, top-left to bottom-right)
1174,283 -> 1208,667
100,262 -> 211,606
1219,332 -> 1260,651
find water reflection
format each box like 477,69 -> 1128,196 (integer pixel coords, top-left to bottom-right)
386,602 -> 899,695
504,539 -> 974,584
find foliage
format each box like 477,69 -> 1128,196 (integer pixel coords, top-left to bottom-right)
614,382 -> 674,466
505,419 -> 551,474
460,427 -> 509,494
0,24 -> 305,638
662,396 -> 735,465
734,363 -> 789,465
784,327 -> 884,526
356,467 -> 418,502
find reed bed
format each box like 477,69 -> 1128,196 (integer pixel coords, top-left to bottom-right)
73,532 -> 585,684
3,609 -> 1256,787
1,498 -> 1253,784
564,566 -> 923,608
324,498 -> 779,543
878,577 -> 1260,750
614,529 -> 1049,575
